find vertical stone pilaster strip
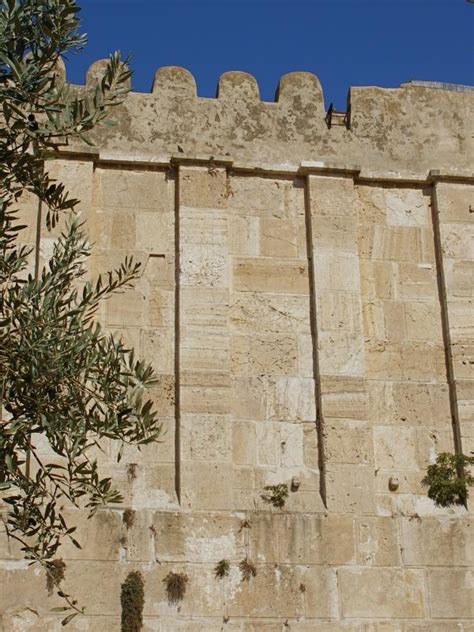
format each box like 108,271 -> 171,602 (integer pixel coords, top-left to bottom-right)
305,172 -> 373,515
174,163 -> 182,502
303,175 -> 327,507
430,182 -> 463,457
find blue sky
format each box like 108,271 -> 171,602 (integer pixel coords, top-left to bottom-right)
68,0 -> 474,109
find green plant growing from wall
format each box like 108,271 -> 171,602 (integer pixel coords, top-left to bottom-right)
163,572 -> 188,605
261,483 -> 289,509
422,452 -> 474,508
214,559 -> 230,579
0,0 -> 162,624
120,571 -> 145,632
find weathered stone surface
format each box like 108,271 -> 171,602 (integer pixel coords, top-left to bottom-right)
7,70 -> 474,631
339,568 -> 426,618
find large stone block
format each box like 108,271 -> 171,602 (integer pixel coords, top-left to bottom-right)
278,515 -> 356,565
97,167 -> 173,211
402,517 -> 473,567
428,569 -> 474,618
180,166 -> 228,209
233,258 -> 309,294
357,517 -> 400,566
339,568 -> 426,618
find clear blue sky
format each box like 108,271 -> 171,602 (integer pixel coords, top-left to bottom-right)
68,0 -> 473,109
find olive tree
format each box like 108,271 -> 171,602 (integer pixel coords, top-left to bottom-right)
0,0 -> 161,622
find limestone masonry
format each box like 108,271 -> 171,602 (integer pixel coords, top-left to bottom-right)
1,63 -> 473,630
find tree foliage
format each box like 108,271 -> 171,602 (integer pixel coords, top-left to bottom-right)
422,452 -> 474,508
0,0 -> 161,621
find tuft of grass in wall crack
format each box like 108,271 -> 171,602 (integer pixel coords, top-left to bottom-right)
422,452 -> 474,507
214,559 -> 231,579
239,558 -> 257,581
121,571 -> 144,632
45,559 -> 66,596
261,483 -> 289,509
163,572 -> 188,605
123,509 -> 136,530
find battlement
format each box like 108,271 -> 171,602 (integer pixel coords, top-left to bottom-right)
61,61 -> 474,177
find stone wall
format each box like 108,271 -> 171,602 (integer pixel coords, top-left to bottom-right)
0,65 -> 473,631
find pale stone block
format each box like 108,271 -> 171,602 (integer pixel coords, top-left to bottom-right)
325,419 -> 373,465
360,259 -> 397,300
228,215 -> 259,255
339,568 -> 425,618
358,224 -> 423,263
428,569 -> 474,618
437,182 -> 474,223
152,512 -> 243,562
402,516 -> 473,566
448,260 -> 474,297
246,513 -> 279,564
260,218 -> 299,258
144,253 -> 175,289
228,175 -> 304,219
279,422 -> 304,467
278,515 -> 356,565
314,253 -> 361,292
232,376 -> 266,420
374,426 -> 418,470
383,300 -> 407,341
110,208 -> 136,249
298,334 -> 314,377
318,291 -> 362,331
303,422 -> 319,469
181,209 -> 227,246
320,376 -> 368,420
107,289 -> 147,327
265,377 -> 316,422
318,331 -> 365,376
143,562 -> 223,618
230,292 -> 311,334
181,414 -> 232,462
58,509 -> 122,561
362,300 -> 386,340
233,258 -> 309,294
441,224 -> 474,260
136,211 -> 174,253
256,422 -> 280,466
97,167 -> 173,211
148,288 -> 174,327
398,262 -> 436,301
181,374 -> 231,415
180,166 -> 228,209
181,462 -> 234,511
313,215 -> 358,253
180,244 -> 229,288
385,188 -> 430,226
181,287 -> 229,328
326,465 -> 375,514
296,565 -> 339,618
404,301 -> 443,342
121,509 -> 154,562
231,333 -> 298,376
448,299 -> 474,341
357,516 -> 400,566
311,174 -> 357,218
452,342 -> 474,380
233,420 -> 256,465
357,184 -> 387,223
227,564 -> 302,618
141,327 -> 174,373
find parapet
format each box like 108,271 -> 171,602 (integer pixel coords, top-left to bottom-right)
65,62 -> 473,176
